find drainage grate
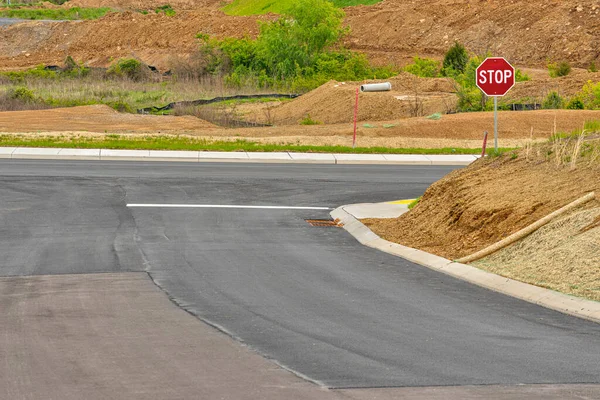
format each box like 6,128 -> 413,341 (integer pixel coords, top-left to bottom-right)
305,219 -> 342,227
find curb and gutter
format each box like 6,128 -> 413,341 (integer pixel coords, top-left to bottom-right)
331,204 -> 600,324
0,147 -> 478,165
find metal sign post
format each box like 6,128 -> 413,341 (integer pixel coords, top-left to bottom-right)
476,57 -> 515,154
494,96 -> 498,152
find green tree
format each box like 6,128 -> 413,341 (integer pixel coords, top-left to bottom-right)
254,0 -> 346,78
443,42 -> 469,76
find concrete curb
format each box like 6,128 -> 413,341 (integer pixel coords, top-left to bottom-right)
0,147 -> 479,165
331,205 -> 600,324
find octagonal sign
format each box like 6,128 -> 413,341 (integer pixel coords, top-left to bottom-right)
476,57 -> 515,97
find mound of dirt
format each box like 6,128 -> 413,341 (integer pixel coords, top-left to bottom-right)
506,68 -> 600,103
270,73 -> 457,125
67,0 -> 225,10
0,10 -> 269,71
363,141 -> 600,261
4,0 -> 600,72
0,104 -> 217,132
344,0 -> 600,69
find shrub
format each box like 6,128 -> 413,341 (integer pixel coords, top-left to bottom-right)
300,114 -> 322,125
567,97 -> 585,110
548,61 -> 571,78
108,100 -> 134,113
589,62 -> 598,73
155,4 -> 176,16
107,58 -> 151,81
9,87 -> 36,102
404,56 -> 440,78
199,0 -> 396,91
579,81 -> 600,109
442,42 -> 469,76
543,91 -> 564,109
515,69 -> 530,82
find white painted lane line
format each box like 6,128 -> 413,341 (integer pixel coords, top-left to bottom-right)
127,204 -> 332,210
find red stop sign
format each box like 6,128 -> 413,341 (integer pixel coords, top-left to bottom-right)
476,57 -> 515,96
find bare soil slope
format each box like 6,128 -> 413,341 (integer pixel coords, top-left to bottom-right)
345,0 -> 600,68
364,144 -> 600,261
3,0 -> 600,71
268,73 -> 457,125
0,104 -> 217,132
3,107 -> 600,145
68,0 -> 224,9
0,10 -> 268,71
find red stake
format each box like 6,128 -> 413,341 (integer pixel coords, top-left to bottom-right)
481,131 -> 489,157
353,87 -> 359,148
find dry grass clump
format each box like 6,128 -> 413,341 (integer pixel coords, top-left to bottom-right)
473,206 -> 600,301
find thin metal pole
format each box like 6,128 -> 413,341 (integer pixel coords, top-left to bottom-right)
481,131 -> 488,157
494,96 -> 498,153
352,87 -> 359,149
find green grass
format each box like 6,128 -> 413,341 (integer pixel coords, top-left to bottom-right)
223,0 -> 382,15
0,7 -> 112,20
407,197 -> 421,210
0,134 -> 514,154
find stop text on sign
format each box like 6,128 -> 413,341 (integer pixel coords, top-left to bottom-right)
475,57 -> 515,97
478,69 -> 513,85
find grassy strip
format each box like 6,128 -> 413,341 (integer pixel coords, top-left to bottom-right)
0,135 -> 513,154
0,7 -> 112,20
223,0 -> 382,15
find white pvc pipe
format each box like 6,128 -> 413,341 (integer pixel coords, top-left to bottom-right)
360,82 -> 392,92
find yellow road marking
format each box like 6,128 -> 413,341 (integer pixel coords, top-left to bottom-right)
386,199 -> 416,205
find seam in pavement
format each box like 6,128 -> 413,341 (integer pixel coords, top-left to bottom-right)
331,205 -> 600,325
0,147 -> 479,165
143,270 -> 329,388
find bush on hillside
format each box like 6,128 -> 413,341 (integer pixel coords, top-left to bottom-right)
579,81 -> 600,109
107,58 -> 151,81
567,97 -> 585,110
543,91 -> 564,109
442,42 -> 469,76
548,61 -> 571,78
404,56 -> 440,78
189,0 -> 395,90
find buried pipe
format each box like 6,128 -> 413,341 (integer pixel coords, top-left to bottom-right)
360,82 -> 392,92
456,192 -> 597,264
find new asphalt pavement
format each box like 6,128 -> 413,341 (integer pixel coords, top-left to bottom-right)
1,160 -> 599,395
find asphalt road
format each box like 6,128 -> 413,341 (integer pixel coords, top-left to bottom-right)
1,160 -> 599,389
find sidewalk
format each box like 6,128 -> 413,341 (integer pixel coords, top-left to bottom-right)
0,147 -> 479,165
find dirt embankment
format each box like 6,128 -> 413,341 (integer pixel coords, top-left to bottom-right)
344,0 -> 600,68
0,104 -> 217,132
363,145 -> 600,261
3,0 -> 600,71
264,73 -> 456,125
67,0 -> 225,9
505,69 -> 600,102
0,10 -> 269,71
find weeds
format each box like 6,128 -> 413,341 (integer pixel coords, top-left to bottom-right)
0,134 -> 511,154
300,114 -> 322,125
0,6 -> 112,20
